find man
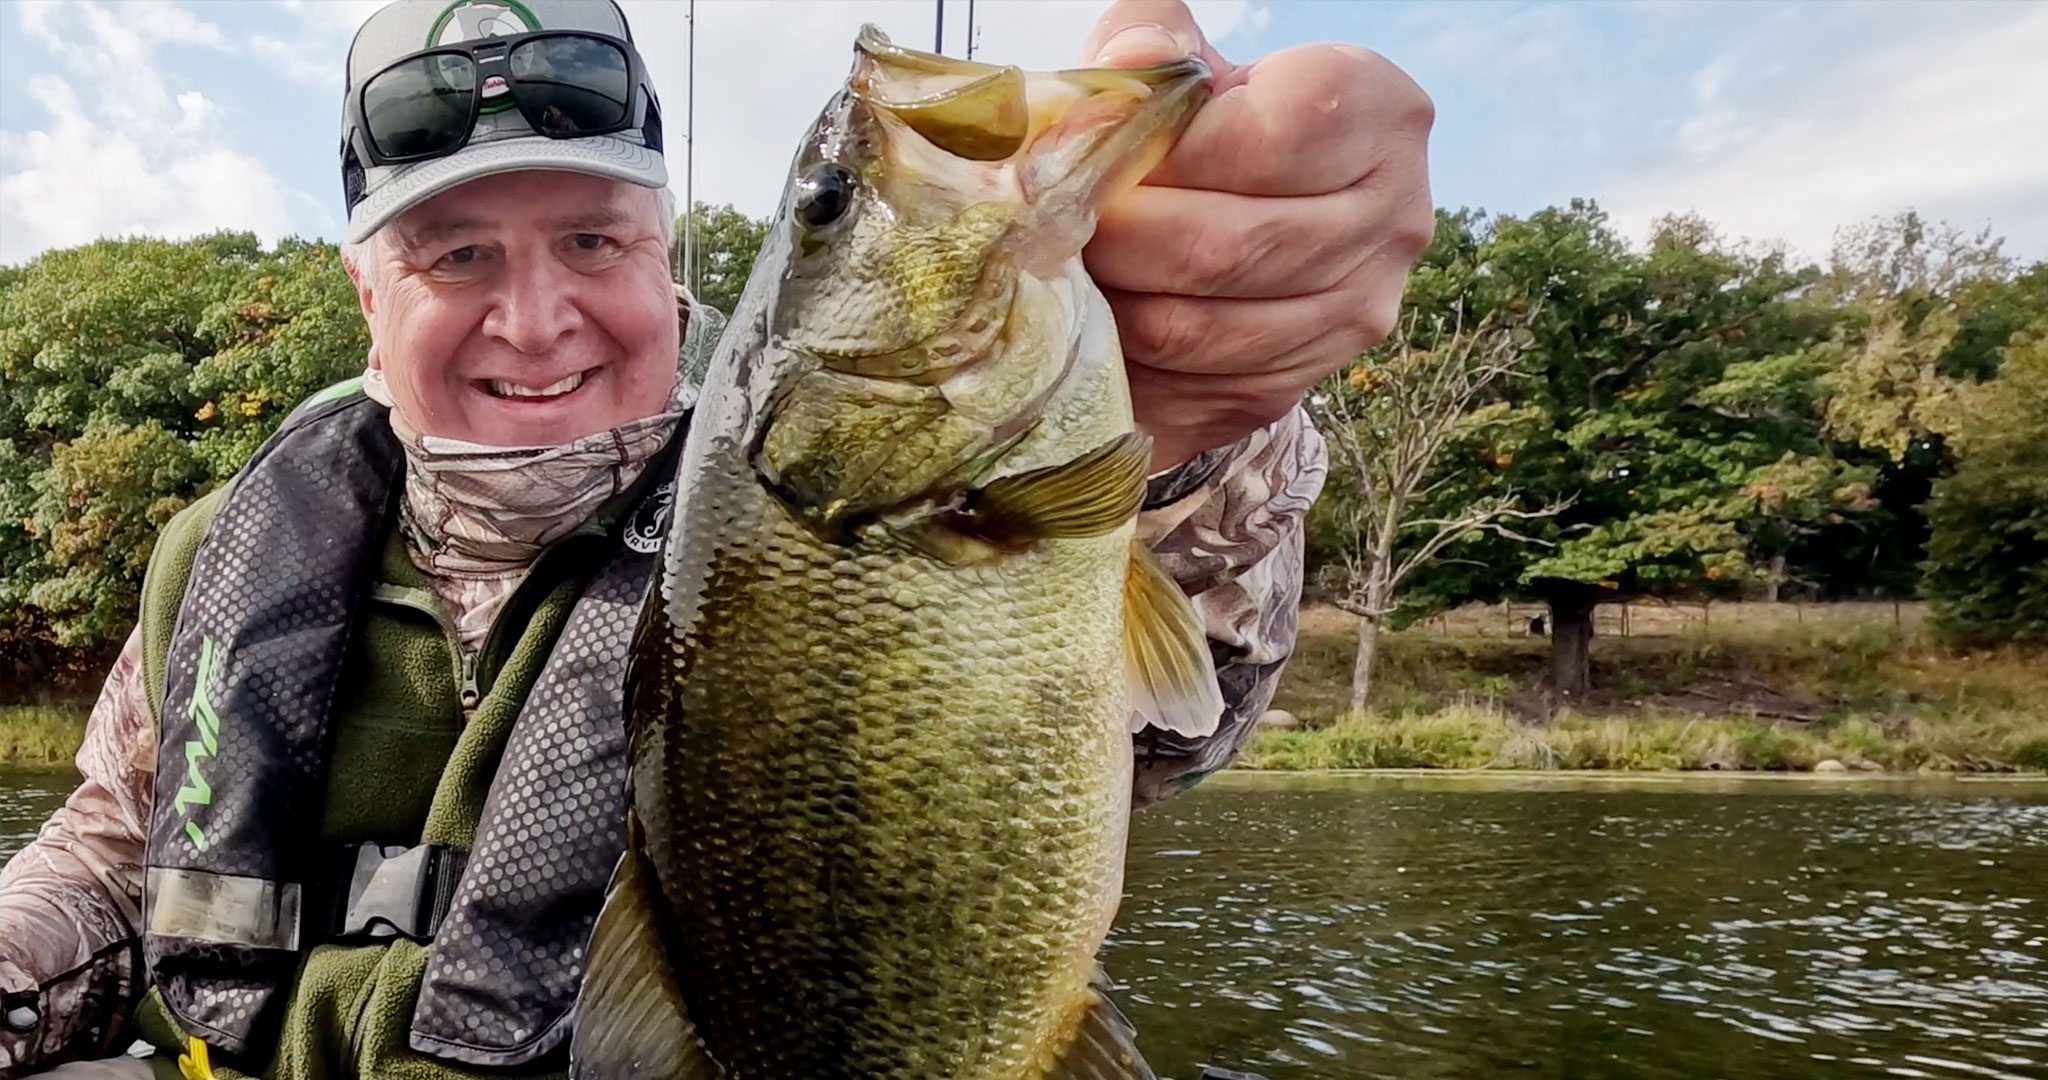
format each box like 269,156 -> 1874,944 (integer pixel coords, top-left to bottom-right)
0,0 -> 1432,1076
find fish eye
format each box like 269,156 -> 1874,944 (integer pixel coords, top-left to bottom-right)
793,163 -> 857,229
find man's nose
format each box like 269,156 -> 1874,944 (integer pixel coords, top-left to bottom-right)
484,254 -> 584,354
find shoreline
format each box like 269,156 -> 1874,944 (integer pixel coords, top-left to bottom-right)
1223,765 -> 2048,782
0,705 -> 88,766
4,705 -> 2043,777
1240,707 -> 2048,775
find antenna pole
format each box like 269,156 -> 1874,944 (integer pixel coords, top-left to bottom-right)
966,0 -> 975,60
934,0 -> 944,53
682,0 -> 696,296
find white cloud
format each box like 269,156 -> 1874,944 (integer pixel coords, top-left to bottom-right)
253,0 -> 386,87
3,0 -> 1265,262
1598,5 -> 2048,262
0,0 -> 307,263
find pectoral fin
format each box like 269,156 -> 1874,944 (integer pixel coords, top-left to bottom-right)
959,432 -> 1150,549
570,814 -> 720,1080
1044,970 -> 1160,1080
1124,541 -> 1224,737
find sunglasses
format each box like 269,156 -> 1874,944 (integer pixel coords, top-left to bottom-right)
348,30 -> 655,167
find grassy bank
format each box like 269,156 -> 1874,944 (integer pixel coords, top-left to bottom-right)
1249,602 -> 2048,773
6,602 -> 2042,774
0,703 -> 90,765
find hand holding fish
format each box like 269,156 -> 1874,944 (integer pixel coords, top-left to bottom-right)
1080,0 -> 1437,470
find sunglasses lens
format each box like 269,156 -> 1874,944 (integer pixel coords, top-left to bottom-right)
364,54 -> 477,159
509,36 -> 631,137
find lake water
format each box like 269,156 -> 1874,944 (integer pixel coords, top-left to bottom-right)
4,768 -> 2045,1079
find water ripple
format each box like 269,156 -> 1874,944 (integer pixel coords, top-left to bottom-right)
1111,774 -> 2048,1080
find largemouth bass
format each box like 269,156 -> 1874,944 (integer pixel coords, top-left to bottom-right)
572,27 -> 1215,1080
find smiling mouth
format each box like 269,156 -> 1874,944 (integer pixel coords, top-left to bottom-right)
483,370 -> 589,401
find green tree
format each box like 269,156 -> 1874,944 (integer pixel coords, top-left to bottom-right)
1802,213 -> 2034,596
26,421 -> 207,647
673,202 -> 769,317
1921,324 -> 2048,645
187,239 -> 369,474
1395,206 -> 1869,697
1,233 -> 365,662
0,233 -> 260,447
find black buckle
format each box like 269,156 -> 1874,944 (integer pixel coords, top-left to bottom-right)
332,842 -> 466,943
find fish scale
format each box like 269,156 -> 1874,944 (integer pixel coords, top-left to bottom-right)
647,475 -> 1129,1079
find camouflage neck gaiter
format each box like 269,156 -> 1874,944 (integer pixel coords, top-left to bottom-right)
361,369 -> 689,646
364,370 -> 688,573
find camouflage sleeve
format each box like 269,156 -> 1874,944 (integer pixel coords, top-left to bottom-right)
0,627 -> 152,1070
1131,406 -> 1328,808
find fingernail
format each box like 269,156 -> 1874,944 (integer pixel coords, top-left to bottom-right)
1095,23 -> 1190,65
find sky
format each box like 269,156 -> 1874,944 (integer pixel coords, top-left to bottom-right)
1,0 -> 2044,268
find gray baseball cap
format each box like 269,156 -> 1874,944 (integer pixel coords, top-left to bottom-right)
340,0 -> 668,243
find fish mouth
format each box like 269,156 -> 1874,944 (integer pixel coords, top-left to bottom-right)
795,26 -> 1210,377
849,25 -> 1211,208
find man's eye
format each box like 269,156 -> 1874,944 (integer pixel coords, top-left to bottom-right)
574,233 -> 609,251
442,246 -> 480,266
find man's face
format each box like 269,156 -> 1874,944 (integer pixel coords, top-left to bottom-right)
352,171 -> 679,446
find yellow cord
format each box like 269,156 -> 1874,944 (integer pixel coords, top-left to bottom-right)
178,1035 -> 216,1080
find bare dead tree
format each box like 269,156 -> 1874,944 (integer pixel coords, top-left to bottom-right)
1307,308 -> 1568,712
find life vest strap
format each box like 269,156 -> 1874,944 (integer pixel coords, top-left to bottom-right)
329,842 -> 469,944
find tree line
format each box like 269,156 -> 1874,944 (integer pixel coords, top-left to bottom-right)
0,201 -> 2040,702
1311,205 -> 2045,703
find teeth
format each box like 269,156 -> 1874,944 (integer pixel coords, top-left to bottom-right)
488,372 -> 584,398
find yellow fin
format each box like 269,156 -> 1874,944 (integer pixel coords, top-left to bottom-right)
1044,970 -> 1160,1080
1124,541 -> 1223,738
569,815 -> 721,1080
962,433 -> 1149,548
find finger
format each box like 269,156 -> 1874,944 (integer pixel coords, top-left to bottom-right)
1102,175 -> 1431,373
1129,362 -> 1305,470
1086,172 -> 1396,301
1106,252 -> 1407,381
1147,43 -> 1433,197
1081,0 -> 1235,75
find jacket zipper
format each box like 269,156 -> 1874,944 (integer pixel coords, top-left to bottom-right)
372,588 -> 479,719
373,525 -> 605,717
458,649 -> 480,710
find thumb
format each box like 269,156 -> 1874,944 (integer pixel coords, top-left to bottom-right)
1081,0 -> 1230,72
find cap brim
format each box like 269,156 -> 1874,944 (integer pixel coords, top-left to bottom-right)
346,135 -> 668,244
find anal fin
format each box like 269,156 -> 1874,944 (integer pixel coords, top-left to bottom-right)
570,813 -> 720,1080
1046,969 -> 1160,1080
1125,541 -> 1225,737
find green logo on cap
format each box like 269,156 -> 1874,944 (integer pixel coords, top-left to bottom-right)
428,0 -> 543,115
